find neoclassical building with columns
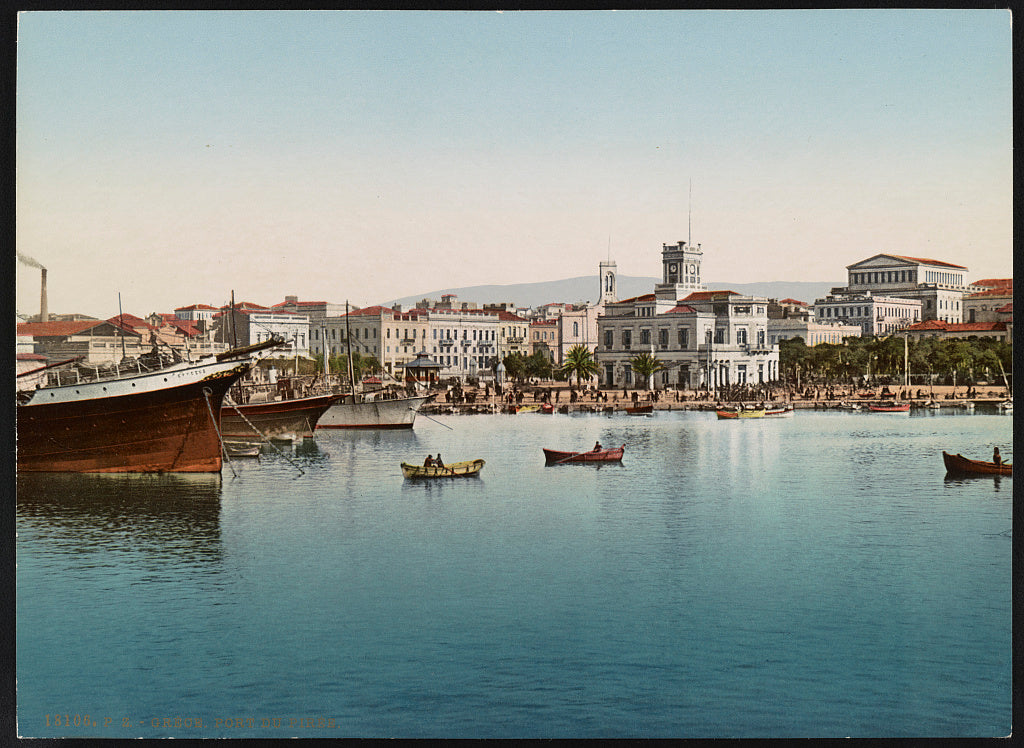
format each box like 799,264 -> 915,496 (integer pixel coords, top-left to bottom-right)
596,241 -> 780,391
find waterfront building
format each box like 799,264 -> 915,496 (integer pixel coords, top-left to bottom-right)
496,310 -> 530,362
530,319 -> 558,362
962,282 -> 1013,324
901,319 -> 1011,344
767,298 -> 813,320
15,319 -> 146,365
813,292 -> 922,336
596,242 -> 779,391
213,303 -> 310,357
825,254 -> 970,324
768,318 -> 862,346
272,296 -> 350,321
425,308 -> 499,380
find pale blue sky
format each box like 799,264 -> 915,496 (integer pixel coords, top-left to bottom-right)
16,10 -> 1012,319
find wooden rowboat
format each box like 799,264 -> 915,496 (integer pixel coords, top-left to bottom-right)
942,451 -> 1011,476
868,403 -> 910,412
224,441 -> 261,458
624,404 -> 653,415
716,408 -> 766,419
543,445 -> 625,464
764,404 -> 794,416
401,459 -> 485,478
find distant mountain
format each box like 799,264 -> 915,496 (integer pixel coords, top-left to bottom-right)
384,276 -> 840,310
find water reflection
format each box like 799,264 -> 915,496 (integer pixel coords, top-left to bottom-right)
17,472 -> 224,563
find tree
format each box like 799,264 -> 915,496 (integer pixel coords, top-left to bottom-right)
628,352 -> 664,390
558,345 -> 599,387
525,350 -> 553,380
502,352 -> 528,383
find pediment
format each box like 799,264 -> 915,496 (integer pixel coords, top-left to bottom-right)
846,254 -> 918,270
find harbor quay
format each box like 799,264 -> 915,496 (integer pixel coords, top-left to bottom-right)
420,382 -> 1011,415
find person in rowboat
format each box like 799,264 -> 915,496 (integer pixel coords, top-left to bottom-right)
593,441 -> 602,452
423,455 -> 434,467
435,454 -> 444,468
993,447 -> 1002,466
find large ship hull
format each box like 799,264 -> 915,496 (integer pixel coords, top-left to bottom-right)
220,394 -> 341,440
17,359 -> 250,473
317,395 -> 430,430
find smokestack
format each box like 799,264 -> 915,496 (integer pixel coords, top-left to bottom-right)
40,267 -> 48,323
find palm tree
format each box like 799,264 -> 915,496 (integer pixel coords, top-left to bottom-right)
629,352 -> 664,390
558,345 -> 600,387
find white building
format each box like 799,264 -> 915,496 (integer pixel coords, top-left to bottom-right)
823,254 -> 970,325
768,318 -> 863,346
596,243 -> 779,391
813,292 -> 922,336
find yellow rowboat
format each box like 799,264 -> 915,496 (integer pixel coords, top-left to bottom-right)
401,459 -> 485,479
716,408 -> 766,419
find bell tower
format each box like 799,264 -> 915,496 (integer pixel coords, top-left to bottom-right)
599,259 -> 617,305
655,240 -> 705,300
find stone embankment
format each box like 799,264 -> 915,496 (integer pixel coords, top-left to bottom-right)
421,384 -> 1011,416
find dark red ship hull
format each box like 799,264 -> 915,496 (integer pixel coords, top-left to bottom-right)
220,393 -> 341,440
17,362 -> 248,473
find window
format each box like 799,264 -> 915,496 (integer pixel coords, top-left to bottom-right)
622,330 -> 632,349
640,329 -> 650,345
604,329 -> 613,348
736,328 -> 747,345
573,321 -> 579,337
678,328 -> 689,348
659,329 -> 668,348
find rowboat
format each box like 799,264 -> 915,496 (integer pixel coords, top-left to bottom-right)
997,399 -> 1013,413
543,445 -> 625,464
942,451 -> 1011,476
716,407 -> 766,419
401,459 -> 485,478
764,404 -> 794,416
224,441 -> 261,458
868,403 -> 910,412
540,403 -> 554,414
625,404 -> 653,415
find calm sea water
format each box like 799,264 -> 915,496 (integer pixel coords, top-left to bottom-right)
16,408 -> 1012,739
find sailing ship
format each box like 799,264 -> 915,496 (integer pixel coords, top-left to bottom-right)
16,339 -> 282,473
220,392 -> 342,441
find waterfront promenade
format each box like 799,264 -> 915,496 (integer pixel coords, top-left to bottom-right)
421,383 -> 1011,415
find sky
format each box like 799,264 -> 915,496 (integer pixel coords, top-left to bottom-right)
15,10 -> 1012,320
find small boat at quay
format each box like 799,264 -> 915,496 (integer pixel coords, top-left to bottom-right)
224,441 -> 261,458
942,451 -> 1012,477
997,399 -> 1013,413
543,445 -> 625,464
401,459 -> 485,478
317,394 -> 431,429
764,404 -> 794,416
716,407 -> 767,419
868,403 -> 911,412
624,404 -> 654,415
15,338 -> 282,473
220,392 -> 341,441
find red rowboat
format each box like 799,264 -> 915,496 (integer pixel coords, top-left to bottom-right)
543,445 -> 625,464
625,404 -> 653,415
942,451 -> 1012,476
540,403 -> 554,414
868,403 -> 910,412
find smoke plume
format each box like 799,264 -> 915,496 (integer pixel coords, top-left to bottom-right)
17,251 -> 45,270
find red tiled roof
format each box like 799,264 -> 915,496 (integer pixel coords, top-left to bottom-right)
681,290 -> 741,302
779,298 -> 807,306
109,314 -> 157,331
906,320 -> 1006,332
887,254 -> 968,269
996,302 -> 1012,313
971,278 -> 1013,289
662,304 -> 698,314
614,293 -> 658,304
530,320 -> 557,327
174,303 -> 218,311
16,320 -> 112,336
497,311 -> 529,322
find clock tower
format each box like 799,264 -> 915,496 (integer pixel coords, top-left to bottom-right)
654,240 -> 706,300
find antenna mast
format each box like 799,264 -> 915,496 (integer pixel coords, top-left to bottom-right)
688,179 -> 692,246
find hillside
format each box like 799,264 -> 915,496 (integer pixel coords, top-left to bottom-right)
384,277 -> 840,310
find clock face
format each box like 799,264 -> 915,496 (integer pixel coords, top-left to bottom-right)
689,263 -> 697,274
669,263 -> 677,274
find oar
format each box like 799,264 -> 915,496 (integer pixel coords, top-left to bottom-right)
413,408 -> 454,430
553,452 -> 582,464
